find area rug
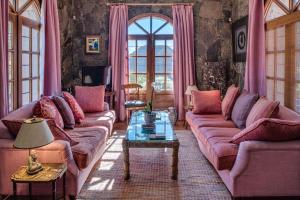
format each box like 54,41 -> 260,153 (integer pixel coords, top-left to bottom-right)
77,130 -> 231,200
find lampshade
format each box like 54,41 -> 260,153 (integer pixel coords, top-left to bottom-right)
14,118 -> 54,149
185,85 -> 198,96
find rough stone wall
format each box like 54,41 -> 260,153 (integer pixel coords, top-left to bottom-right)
58,0 -> 234,93
230,0 -> 248,89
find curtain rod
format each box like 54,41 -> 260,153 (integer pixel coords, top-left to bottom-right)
106,2 -> 195,6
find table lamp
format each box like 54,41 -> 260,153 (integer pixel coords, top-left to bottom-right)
185,85 -> 198,106
14,118 -> 54,175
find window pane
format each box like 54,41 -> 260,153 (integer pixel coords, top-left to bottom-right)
296,52 -> 300,81
32,54 -> 39,77
166,57 -> 173,73
22,80 -> 30,93
156,23 -> 173,35
296,22 -> 300,49
136,17 -> 150,34
9,0 -> 15,7
276,53 -> 285,79
166,40 -> 173,56
137,74 -> 146,88
129,74 -> 136,83
32,29 -> 39,52
129,57 -> 136,73
8,82 -> 13,111
265,2 -> 286,22
8,21 -> 13,50
155,57 -> 165,73
22,53 -> 29,65
22,36 -> 30,51
22,25 -> 30,37
8,52 -> 13,80
279,0 -> 290,9
152,17 -> 166,33
276,26 -> 285,51
275,80 -> 285,105
32,79 -> 39,101
22,93 -> 30,106
18,0 -> 28,10
137,40 -> 147,56
137,57 -> 147,73
266,54 -> 274,77
128,23 -> 147,35
21,3 -> 39,22
155,40 -> 165,56
267,79 -> 274,100
295,83 -> 300,113
155,75 -> 165,91
128,40 -> 136,56
22,65 -> 30,78
166,74 -> 173,90
266,30 -> 275,51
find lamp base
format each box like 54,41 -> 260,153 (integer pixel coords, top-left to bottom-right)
26,164 -> 43,175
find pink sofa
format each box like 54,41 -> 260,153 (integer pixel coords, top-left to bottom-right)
0,101 -> 115,199
186,105 -> 300,198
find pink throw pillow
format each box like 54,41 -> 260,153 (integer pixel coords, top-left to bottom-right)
62,92 -> 85,123
231,118 -> 300,144
221,85 -> 239,120
75,86 -> 105,113
192,90 -> 222,114
246,97 -> 279,127
33,96 -> 64,128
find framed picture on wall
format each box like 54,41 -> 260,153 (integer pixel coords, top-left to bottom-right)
232,16 -> 248,62
86,36 -> 100,53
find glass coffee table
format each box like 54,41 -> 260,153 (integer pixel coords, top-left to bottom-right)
123,111 -> 180,180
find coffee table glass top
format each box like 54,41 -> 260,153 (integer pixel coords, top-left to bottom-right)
126,111 -> 176,142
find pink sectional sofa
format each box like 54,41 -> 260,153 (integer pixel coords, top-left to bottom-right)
186,105 -> 300,198
0,101 -> 115,199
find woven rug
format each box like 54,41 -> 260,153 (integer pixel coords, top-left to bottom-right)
77,130 -> 231,200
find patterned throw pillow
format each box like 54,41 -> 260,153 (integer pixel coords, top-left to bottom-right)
246,97 -> 280,127
231,118 -> 300,144
221,85 -> 239,120
52,96 -> 75,129
192,90 -> 222,114
75,85 -> 105,113
62,92 -> 85,123
33,96 -> 64,128
2,119 -> 78,146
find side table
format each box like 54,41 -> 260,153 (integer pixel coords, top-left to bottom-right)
11,163 -> 67,200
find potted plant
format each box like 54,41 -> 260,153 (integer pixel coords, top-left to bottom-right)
143,101 -> 156,124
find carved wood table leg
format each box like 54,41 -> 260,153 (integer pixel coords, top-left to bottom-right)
172,142 -> 179,180
123,139 -> 130,180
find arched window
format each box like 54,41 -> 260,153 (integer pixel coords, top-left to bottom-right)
128,14 -> 174,104
8,0 -> 41,111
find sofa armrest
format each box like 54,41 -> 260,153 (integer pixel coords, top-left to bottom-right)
229,140 -> 300,196
103,102 -> 110,111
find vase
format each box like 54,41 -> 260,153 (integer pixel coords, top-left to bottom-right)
144,112 -> 156,124
168,107 -> 177,126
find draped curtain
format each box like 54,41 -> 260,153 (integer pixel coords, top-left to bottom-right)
0,1 -> 8,118
43,0 -> 61,96
244,0 -> 266,96
108,5 -> 128,121
172,5 -> 195,120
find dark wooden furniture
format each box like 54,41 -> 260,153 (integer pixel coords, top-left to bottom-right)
105,91 -> 115,109
11,163 -> 67,200
123,111 -> 180,180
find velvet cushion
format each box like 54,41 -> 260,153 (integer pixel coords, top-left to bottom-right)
246,97 -> 280,127
192,90 -> 222,114
231,91 -> 259,129
33,96 -> 64,128
1,119 -> 78,146
221,85 -> 239,120
231,118 -> 300,144
52,96 -> 75,129
62,92 -> 85,123
75,86 -> 105,113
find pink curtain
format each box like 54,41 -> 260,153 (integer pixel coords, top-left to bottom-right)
0,1 -> 8,118
108,5 -> 128,121
43,0 -> 61,96
244,0 -> 266,96
173,5 -> 195,120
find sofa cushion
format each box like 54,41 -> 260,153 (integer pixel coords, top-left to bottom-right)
62,92 -> 85,123
192,90 -> 222,114
197,127 -> 240,170
52,96 -> 75,129
75,86 -> 105,113
68,126 -> 108,169
76,110 -> 116,135
246,97 -> 279,127
231,91 -> 259,129
231,118 -> 300,144
221,85 -> 239,120
33,96 -> 64,128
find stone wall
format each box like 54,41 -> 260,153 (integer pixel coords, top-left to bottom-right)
58,0 -> 235,93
